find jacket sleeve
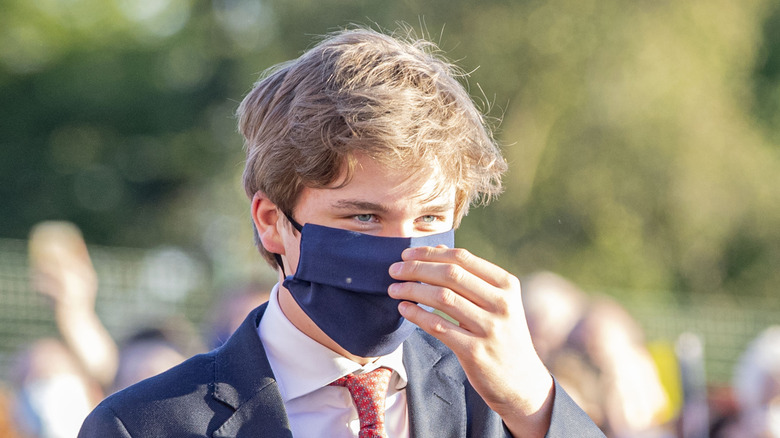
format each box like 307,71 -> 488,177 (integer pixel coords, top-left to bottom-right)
545,379 -> 605,438
78,405 -> 133,438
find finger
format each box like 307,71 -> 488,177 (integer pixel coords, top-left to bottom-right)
389,259 -> 497,310
389,282 -> 490,336
397,300 -> 474,351
402,246 -> 516,290
30,273 -> 59,300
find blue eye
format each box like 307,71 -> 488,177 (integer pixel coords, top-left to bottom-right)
420,215 -> 436,223
355,214 -> 373,222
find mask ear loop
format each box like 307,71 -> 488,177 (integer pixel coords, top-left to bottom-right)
284,213 -> 304,233
273,212 -> 304,278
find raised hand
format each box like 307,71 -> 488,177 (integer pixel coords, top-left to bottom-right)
28,221 -> 118,389
389,245 -> 554,438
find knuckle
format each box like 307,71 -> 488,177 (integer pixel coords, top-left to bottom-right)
505,274 -> 521,291
423,316 -> 446,334
462,340 -> 481,361
478,317 -> 499,339
443,264 -> 463,282
492,295 -> 510,316
435,287 -> 457,308
451,248 -> 471,264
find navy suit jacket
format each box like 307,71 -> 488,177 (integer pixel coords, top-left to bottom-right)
79,304 -> 604,437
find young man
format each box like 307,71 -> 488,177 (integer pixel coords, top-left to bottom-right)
79,27 -> 604,437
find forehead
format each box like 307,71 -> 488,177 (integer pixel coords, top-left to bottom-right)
298,153 -> 456,212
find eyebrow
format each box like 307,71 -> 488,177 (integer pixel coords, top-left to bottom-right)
331,199 -> 455,213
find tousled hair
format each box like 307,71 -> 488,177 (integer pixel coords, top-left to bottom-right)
238,26 -> 507,267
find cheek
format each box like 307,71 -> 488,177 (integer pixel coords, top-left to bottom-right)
281,232 -> 302,275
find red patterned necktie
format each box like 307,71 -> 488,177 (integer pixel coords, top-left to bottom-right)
330,367 -> 393,438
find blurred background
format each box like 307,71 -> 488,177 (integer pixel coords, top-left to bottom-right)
1,0 -> 779,436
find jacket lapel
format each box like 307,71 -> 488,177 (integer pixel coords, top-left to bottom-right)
210,304 -> 293,438
212,383 -> 291,438
404,331 -> 467,438
208,307 -> 470,438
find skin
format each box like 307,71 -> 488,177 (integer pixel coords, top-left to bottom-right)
251,153 -> 554,437
29,225 -> 119,390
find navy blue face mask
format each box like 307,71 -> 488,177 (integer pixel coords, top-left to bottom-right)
280,219 -> 455,357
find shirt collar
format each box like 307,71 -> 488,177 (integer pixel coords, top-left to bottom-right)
257,284 -> 408,402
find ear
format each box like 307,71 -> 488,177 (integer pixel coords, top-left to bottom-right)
251,192 -> 286,255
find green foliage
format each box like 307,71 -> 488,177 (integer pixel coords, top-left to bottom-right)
454,0 -> 780,302
2,0 -> 779,300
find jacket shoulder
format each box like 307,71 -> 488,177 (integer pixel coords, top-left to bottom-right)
81,350 -> 232,437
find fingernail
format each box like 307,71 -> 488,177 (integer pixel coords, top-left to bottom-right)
389,262 -> 403,275
388,283 -> 399,296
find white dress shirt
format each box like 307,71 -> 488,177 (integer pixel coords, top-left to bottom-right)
257,285 -> 411,438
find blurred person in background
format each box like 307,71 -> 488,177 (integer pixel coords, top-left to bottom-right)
8,338 -> 102,438
521,272 -> 603,426
0,383 -> 21,438
521,271 -> 589,364
27,221 -> 204,394
572,297 -> 674,438
28,221 -> 118,390
111,317 -> 204,393
205,282 -> 271,349
28,220 -> 271,393
523,272 -> 674,437
728,325 -> 780,437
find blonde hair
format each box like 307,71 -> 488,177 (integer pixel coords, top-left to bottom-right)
238,26 -> 507,266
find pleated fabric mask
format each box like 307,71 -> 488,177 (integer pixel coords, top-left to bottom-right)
282,222 -> 455,357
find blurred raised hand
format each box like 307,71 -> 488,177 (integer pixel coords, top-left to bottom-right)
28,222 -> 118,389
